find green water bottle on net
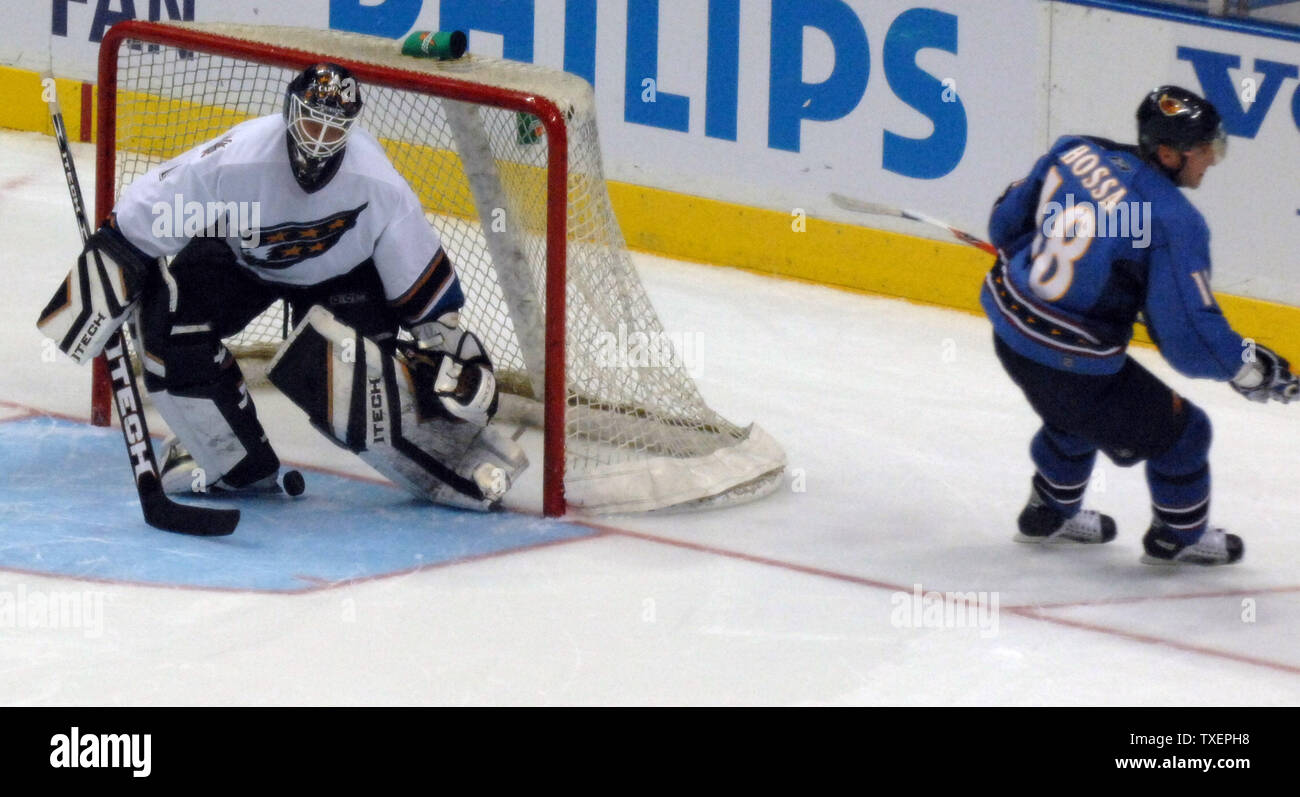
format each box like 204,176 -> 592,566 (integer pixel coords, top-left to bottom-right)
401,30 -> 467,60
517,112 -> 544,145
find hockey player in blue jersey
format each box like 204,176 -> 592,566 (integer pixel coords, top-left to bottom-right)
982,85 -> 1298,566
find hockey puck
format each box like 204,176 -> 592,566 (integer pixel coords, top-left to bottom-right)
283,470 -> 306,497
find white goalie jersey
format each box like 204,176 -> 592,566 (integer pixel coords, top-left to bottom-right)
112,113 -> 457,319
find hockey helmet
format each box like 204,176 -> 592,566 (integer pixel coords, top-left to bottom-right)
284,63 -> 363,161
1136,85 -> 1226,163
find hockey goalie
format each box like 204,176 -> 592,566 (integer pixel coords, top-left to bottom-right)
36,62 -> 526,511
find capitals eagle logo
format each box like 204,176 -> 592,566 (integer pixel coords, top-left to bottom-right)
241,203 -> 367,268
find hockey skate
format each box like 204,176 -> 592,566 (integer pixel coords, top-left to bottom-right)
159,436 -> 282,496
1016,492 -> 1116,544
1141,522 -> 1243,566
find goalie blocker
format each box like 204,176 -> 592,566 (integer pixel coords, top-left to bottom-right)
268,306 -> 526,511
37,223 -> 151,363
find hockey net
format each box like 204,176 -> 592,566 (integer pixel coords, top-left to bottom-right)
93,21 -> 785,516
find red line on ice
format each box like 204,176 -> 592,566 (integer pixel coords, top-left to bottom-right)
0,400 -> 88,425
0,532 -> 607,596
1004,584 -> 1300,611
8,398 -> 1300,676
286,530 -> 614,594
1009,606 -> 1300,676
0,175 -> 35,194
579,522 -> 1300,678
576,522 -> 914,593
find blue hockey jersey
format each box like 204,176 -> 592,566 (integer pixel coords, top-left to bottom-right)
980,135 -> 1243,379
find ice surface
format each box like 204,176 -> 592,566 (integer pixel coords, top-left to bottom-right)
1,129 -> 1297,705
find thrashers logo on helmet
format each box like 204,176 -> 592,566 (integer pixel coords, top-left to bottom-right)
1157,93 -> 1189,117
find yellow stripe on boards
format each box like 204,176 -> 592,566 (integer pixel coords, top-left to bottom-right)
0,67 -> 94,140
1,63 -> 1295,362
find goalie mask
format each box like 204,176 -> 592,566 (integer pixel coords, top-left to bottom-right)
283,63 -> 363,191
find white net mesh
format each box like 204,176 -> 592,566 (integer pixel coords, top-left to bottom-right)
106,23 -> 784,513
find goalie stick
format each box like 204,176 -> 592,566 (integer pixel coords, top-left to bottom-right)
829,192 -> 998,257
48,85 -> 239,536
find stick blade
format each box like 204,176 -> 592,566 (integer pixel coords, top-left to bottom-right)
828,193 -> 906,218
140,478 -> 240,537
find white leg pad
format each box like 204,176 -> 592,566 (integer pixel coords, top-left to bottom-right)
268,306 -> 528,510
151,389 -> 251,491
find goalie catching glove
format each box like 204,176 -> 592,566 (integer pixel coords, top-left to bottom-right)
36,222 -> 152,363
402,312 -> 497,426
1231,342 -> 1300,403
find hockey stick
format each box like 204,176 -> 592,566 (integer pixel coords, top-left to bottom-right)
832,193 -> 1299,401
829,192 -> 998,257
48,84 -> 239,536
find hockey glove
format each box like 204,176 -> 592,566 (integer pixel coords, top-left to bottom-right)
1231,343 -> 1300,403
37,222 -> 153,364
398,322 -> 498,426
409,313 -> 487,359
